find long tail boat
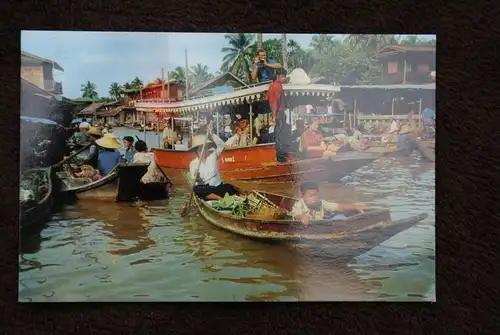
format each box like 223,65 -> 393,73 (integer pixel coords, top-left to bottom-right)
186,175 -> 428,253
153,144 -> 381,183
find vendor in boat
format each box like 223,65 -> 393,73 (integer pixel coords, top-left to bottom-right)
189,126 -> 238,201
81,126 -> 103,168
292,182 -> 369,225
96,133 -> 124,176
75,133 -> 123,179
123,136 -> 136,163
132,140 -> 169,184
397,124 -> 417,155
162,119 -> 178,149
300,118 -> 338,158
68,122 -> 90,145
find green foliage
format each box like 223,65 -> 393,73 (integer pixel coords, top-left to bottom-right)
80,81 -> 98,100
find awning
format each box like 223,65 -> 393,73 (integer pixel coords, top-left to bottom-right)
135,83 -> 341,114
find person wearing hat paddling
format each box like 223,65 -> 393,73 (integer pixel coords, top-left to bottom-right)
123,136 -> 136,163
189,123 -> 237,201
132,138 -> 168,184
68,121 -> 91,146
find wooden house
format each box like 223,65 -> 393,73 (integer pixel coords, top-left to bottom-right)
123,80 -> 186,106
21,51 -> 64,96
189,72 -> 246,98
372,45 -> 436,85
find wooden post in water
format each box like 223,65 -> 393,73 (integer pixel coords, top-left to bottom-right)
391,97 -> 395,116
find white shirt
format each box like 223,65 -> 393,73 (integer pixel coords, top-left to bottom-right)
305,104 -> 313,114
189,134 -> 225,187
390,121 -> 399,133
132,152 -> 166,184
225,134 -> 239,146
327,105 -> 333,114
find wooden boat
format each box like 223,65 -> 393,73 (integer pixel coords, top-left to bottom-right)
56,163 -> 170,202
186,175 -> 428,245
153,144 -> 381,183
20,166 -> 55,230
417,141 -> 435,162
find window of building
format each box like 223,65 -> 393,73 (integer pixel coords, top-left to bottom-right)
418,63 -> 430,73
387,61 -> 398,74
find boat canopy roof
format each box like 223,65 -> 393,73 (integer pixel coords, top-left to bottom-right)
135,83 -> 341,114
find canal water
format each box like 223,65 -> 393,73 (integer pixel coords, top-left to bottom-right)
19,128 -> 435,302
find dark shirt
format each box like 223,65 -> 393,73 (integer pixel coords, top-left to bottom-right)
256,58 -> 277,82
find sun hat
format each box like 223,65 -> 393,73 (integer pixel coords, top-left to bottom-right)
189,134 -> 214,151
96,133 -> 121,149
87,126 -> 103,137
79,122 -> 91,129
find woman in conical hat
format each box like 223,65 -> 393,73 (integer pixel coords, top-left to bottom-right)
95,133 -> 124,176
188,123 -> 237,201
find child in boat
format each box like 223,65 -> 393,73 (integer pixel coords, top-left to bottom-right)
132,140 -> 168,184
292,182 -> 368,225
123,136 -> 136,163
189,124 -> 238,201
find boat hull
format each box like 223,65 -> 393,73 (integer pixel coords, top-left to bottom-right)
57,163 -> 170,202
417,141 -> 435,162
154,144 -> 380,183
20,167 -> 55,230
188,179 -> 428,252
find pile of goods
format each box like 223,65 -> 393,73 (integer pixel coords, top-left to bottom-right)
19,170 -> 49,210
211,192 -> 289,219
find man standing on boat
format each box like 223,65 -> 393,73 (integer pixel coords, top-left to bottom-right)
189,122 -> 238,201
251,48 -> 282,83
267,68 -> 292,163
162,118 -> 177,149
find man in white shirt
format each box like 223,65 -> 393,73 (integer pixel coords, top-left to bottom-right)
189,127 -> 238,201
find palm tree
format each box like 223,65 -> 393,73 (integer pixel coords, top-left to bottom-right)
123,82 -> 132,90
309,35 -> 337,55
345,34 -> 400,54
108,82 -> 123,100
189,63 -> 213,88
131,77 -> 143,89
169,66 -> 188,86
80,81 -> 98,100
221,33 -> 256,81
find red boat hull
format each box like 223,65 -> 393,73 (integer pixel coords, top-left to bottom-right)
153,144 -> 380,183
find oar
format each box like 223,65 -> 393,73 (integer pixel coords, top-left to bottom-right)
53,142 -> 92,168
180,122 -> 212,217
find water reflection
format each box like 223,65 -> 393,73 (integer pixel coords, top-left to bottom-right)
18,145 -> 435,302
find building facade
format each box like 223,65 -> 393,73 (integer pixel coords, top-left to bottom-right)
21,51 -> 64,96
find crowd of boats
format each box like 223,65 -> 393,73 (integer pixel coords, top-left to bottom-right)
20,79 -> 435,263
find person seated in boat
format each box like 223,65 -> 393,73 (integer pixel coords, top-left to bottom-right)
225,117 -> 251,148
81,126 -> 103,168
123,136 -> 136,163
351,126 -> 362,142
189,127 -> 238,201
68,122 -> 90,145
292,182 -> 369,225
397,124 -> 418,155
95,133 -> 124,176
132,140 -> 169,184
162,119 -> 177,149
300,118 -> 338,158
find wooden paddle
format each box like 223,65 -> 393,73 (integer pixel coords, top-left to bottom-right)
53,142 -> 92,168
180,121 -> 212,217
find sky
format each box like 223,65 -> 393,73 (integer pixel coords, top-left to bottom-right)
21,32 -> 435,99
